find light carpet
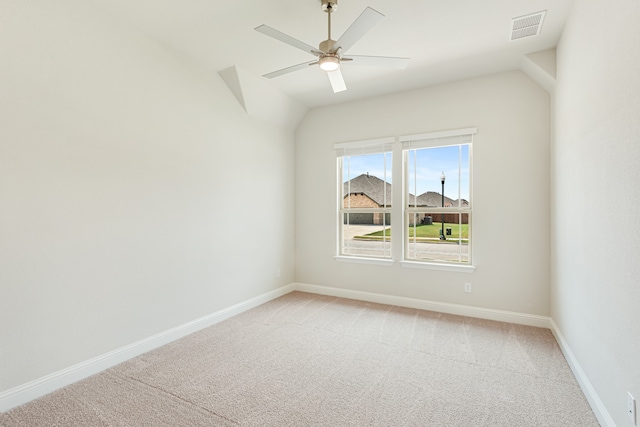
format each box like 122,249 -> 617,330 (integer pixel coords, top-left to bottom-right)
0,291 -> 599,426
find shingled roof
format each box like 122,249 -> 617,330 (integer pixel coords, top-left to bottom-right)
410,191 -> 455,207
409,193 -> 469,207
343,173 -> 392,206
345,174 -> 467,208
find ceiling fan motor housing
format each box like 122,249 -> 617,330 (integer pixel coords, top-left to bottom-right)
321,0 -> 338,12
319,39 -> 337,53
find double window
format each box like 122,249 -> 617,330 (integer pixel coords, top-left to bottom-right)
336,128 -> 475,267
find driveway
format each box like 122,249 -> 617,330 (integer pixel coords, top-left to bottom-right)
342,224 -> 387,239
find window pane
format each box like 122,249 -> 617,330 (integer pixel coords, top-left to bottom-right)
343,153 -> 392,209
406,145 -> 470,208
459,144 -> 470,207
342,214 -> 391,258
406,212 -> 469,263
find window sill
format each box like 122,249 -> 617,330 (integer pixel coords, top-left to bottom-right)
334,256 -> 395,267
400,260 -> 476,273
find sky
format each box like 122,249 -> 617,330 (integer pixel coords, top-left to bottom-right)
342,145 -> 470,200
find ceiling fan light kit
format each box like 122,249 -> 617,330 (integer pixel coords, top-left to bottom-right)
319,55 -> 340,71
255,0 -> 409,93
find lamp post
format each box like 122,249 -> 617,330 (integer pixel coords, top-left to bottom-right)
440,171 -> 446,240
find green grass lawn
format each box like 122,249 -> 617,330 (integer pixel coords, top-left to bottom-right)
358,223 -> 469,242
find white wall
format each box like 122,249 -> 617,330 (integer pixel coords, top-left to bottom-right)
295,71 -> 551,315
552,0 -> 640,425
0,1 -> 296,392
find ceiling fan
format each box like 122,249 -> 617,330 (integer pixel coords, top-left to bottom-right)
254,0 -> 410,93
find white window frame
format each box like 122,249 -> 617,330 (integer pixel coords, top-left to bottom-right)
335,137 -> 394,264
400,128 -> 475,269
333,129 -> 477,273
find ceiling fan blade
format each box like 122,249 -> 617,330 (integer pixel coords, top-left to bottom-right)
332,7 -> 385,54
255,25 -> 323,56
327,69 -> 347,93
263,61 -> 317,79
342,55 -> 410,69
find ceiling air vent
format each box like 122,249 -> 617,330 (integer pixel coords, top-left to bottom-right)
510,11 -> 546,41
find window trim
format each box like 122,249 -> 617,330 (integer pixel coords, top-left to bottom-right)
399,128 -> 477,144
334,136 -> 395,152
334,256 -> 395,267
400,260 -> 476,273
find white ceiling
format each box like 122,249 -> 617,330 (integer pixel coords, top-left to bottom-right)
87,0 -> 574,108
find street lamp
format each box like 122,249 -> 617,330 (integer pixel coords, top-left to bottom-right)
440,171 -> 446,240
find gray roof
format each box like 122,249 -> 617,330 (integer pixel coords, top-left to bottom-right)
343,173 -> 392,206
409,191 -> 455,207
345,174 -> 467,208
410,193 -> 469,207
452,199 -> 470,207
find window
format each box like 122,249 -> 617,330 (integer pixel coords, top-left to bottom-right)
336,138 -> 393,260
335,128 -> 475,269
402,129 -> 473,265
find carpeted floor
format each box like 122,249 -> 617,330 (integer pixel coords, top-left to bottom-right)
0,291 -> 599,426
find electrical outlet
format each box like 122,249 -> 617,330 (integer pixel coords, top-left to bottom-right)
464,282 -> 472,293
629,392 -> 637,425
276,269 -> 281,278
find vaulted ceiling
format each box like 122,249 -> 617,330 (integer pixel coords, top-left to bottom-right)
87,0 -> 574,108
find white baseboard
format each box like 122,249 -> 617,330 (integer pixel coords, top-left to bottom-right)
0,283 -> 296,413
293,283 -> 552,328
550,319 -> 614,427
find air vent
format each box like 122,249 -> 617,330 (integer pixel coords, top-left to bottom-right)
510,11 -> 546,41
